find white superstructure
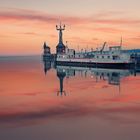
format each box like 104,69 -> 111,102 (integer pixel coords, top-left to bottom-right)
57,46 -> 133,64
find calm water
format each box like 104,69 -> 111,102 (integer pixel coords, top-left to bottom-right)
0,56 -> 140,140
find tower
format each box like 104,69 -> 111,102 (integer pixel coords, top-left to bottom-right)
56,23 -> 66,54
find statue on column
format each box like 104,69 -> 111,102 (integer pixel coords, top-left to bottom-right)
56,22 -> 66,54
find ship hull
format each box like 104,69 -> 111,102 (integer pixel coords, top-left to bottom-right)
56,61 -> 135,69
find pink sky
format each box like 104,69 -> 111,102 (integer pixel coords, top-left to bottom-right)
0,0 -> 140,55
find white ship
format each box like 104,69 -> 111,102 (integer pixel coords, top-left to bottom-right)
55,23 -> 135,69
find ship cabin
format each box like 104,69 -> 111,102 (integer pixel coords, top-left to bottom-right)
57,47 -> 75,59
57,45 -> 132,63
65,48 -> 75,58
91,46 -> 131,62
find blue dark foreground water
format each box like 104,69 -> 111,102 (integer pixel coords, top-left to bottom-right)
0,56 -> 140,140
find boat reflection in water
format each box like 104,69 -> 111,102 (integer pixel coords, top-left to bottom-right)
43,59 -> 136,96
56,68 -> 67,96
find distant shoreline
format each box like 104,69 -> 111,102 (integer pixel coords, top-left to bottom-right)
0,55 -> 41,58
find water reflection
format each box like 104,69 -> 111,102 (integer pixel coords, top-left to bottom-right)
43,60 -> 51,75
43,59 -> 136,96
0,57 -> 140,140
57,68 -> 67,96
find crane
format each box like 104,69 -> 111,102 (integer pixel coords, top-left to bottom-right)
100,42 -> 107,53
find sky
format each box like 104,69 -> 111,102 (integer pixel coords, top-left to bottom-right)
0,0 -> 140,55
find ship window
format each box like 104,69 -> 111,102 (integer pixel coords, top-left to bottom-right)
113,56 -> 118,60
97,56 -> 99,59
102,56 -> 104,58
108,56 -> 110,59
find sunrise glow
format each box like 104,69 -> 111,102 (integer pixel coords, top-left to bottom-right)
0,0 -> 140,55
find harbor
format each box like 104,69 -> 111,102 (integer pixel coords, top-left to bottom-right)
43,23 -> 140,70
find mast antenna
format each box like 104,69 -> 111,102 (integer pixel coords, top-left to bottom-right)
120,36 -> 123,48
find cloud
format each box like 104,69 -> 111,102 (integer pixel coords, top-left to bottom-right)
0,101 -> 140,127
92,10 -> 125,18
15,32 -> 41,36
0,8 -> 84,24
0,8 -> 140,26
128,36 -> 140,41
67,36 -> 99,45
0,34 -> 11,38
92,19 -> 140,25
94,27 -> 125,33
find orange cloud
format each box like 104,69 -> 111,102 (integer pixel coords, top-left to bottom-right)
15,32 -> 41,36
128,36 -> 140,41
0,8 -> 140,25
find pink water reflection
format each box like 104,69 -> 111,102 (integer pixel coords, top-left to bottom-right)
0,57 -> 140,140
